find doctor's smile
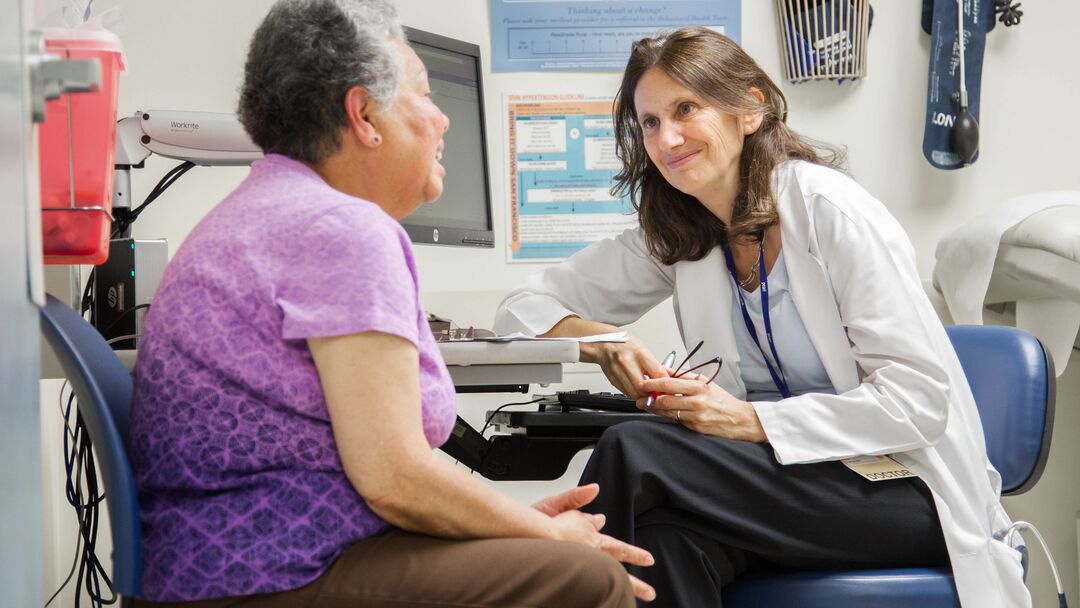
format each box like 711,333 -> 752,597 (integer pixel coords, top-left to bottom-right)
662,149 -> 700,170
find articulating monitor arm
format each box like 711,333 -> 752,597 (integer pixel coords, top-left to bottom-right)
112,110 -> 263,211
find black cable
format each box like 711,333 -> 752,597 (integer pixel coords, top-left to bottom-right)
83,161 -> 197,325
467,397 -> 547,475
130,163 -> 194,216
98,303 -> 151,340
56,389 -> 115,608
114,161 -> 193,230
58,381 -> 76,444
80,267 -> 95,320
113,161 -> 196,236
84,438 -> 113,603
480,397 -> 546,439
42,531 -> 81,608
73,411 -> 116,608
44,385 -> 82,608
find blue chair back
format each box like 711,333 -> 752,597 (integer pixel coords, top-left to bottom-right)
946,325 -> 1055,494
40,295 -> 141,598
723,324 -> 1054,608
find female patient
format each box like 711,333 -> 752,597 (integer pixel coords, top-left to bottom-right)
129,1 -> 652,606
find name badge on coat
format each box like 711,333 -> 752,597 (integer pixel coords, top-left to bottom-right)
841,455 -> 916,481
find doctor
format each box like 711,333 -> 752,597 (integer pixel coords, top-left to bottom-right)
495,27 -> 1028,607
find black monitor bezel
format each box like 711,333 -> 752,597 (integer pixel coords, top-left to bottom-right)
402,26 -> 495,249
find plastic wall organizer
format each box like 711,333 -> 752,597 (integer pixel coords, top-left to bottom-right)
775,0 -> 872,83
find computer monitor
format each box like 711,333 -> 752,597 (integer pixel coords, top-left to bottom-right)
403,27 -> 494,248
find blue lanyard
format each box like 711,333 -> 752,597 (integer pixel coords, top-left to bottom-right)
723,244 -> 792,399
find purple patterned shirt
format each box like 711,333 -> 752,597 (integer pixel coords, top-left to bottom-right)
130,154 -> 457,601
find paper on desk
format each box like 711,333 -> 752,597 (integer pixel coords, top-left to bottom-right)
477,331 -> 627,343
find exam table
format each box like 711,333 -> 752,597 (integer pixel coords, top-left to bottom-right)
934,191 -> 1080,375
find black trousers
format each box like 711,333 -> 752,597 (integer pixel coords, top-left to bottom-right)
579,420 -> 950,607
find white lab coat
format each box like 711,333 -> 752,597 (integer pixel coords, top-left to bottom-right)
495,160 -> 1029,608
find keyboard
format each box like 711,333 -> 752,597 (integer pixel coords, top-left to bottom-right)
556,390 -> 639,413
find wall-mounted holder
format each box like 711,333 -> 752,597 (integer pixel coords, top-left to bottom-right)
34,26 -> 125,265
775,0 -> 873,83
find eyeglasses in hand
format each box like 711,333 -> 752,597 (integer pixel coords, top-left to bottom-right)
669,340 -> 723,384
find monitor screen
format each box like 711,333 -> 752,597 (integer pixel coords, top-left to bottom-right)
402,27 -> 494,248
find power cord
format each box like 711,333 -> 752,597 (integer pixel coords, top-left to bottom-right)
81,160 -> 197,324
111,161 -> 196,237
42,533 -> 82,608
54,387 -> 115,608
468,397 -> 547,475
44,382 -> 82,608
106,334 -> 141,346
480,397 -> 546,438
98,304 -> 151,342
995,521 -> 1067,608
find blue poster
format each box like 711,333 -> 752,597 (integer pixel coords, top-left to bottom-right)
506,95 -> 638,262
491,0 -> 742,72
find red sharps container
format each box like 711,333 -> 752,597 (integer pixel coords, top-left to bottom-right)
38,26 -> 125,265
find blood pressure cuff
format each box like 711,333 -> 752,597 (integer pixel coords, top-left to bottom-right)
922,0 -> 995,34
922,0 -> 994,169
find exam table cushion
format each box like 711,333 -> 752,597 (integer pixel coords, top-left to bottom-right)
1001,205 -> 1080,261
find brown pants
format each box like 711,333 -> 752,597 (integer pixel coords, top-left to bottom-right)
134,530 -> 635,608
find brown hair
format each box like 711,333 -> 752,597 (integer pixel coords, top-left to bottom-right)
612,27 -> 845,264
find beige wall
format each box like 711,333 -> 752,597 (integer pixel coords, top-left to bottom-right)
39,1 -> 1080,605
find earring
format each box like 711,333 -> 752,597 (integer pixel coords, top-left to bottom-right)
373,135 -> 381,144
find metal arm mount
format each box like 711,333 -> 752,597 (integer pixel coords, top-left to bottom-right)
112,111 -> 263,210
440,416 -> 596,481
27,29 -> 101,124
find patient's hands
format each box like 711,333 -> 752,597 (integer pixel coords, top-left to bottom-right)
534,484 -> 656,602
531,483 -> 603,517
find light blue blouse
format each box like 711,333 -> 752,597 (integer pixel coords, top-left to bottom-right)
728,251 -> 836,401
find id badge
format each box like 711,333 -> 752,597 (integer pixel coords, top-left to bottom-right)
841,455 -> 916,482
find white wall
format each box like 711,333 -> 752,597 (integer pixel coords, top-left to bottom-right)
96,0 -> 1080,287
38,0 -> 1080,605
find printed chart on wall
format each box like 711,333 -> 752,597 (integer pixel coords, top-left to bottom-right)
491,0 -> 741,72
507,94 -> 636,262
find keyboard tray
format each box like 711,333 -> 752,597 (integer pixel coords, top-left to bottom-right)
488,409 -> 668,439
556,389 -> 639,412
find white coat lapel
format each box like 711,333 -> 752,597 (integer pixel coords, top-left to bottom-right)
779,192 -> 861,393
674,247 -> 745,397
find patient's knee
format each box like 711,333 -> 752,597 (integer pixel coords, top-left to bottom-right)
536,541 -> 633,608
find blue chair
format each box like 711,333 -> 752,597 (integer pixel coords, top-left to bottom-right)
41,295 -> 140,606
722,325 -> 1055,607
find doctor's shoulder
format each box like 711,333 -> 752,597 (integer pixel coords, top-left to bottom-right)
777,160 -> 899,232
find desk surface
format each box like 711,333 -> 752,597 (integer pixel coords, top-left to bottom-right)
437,340 -> 579,366
108,341 -> 580,376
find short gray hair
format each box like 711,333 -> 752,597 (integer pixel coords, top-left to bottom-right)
238,0 -> 404,164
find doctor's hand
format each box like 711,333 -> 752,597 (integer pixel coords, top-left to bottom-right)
639,373 -> 767,443
584,335 -> 669,399
537,484 -> 657,602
